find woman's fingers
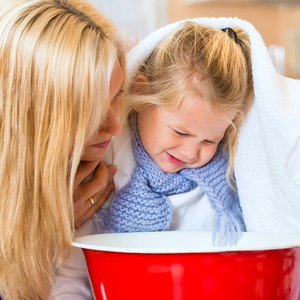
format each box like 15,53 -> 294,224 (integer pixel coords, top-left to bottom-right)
73,162 -> 116,229
74,160 -> 100,189
79,163 -> 116,200
82,182 -> 115,221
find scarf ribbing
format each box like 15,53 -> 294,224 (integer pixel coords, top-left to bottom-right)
105,112 -> 246,246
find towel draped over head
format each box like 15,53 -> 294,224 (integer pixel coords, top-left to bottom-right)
126,17 -> 300,232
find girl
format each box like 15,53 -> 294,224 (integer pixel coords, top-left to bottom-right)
0,0 -> 125,299
104,21 -> 254,246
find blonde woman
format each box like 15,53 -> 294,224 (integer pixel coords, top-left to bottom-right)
0,0 -> 125,299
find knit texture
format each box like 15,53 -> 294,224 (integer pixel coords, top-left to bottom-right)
105,112 -> 246,246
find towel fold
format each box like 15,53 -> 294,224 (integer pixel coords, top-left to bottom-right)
126,17 -> 300,232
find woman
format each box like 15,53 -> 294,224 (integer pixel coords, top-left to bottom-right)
0,0 -> 125,299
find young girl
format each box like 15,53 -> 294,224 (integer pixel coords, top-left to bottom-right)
103,21 -> 253,246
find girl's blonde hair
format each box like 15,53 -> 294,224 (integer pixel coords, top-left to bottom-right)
0,0 -> 124,299
126,22 -> 253,183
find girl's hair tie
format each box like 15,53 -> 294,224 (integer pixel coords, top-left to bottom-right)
221,27 -> 240,45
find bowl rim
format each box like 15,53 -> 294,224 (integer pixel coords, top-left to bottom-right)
72,231 -> 300,254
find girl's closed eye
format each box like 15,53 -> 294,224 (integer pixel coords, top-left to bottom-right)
203,139 -> 217,145
174,129 -> 188,136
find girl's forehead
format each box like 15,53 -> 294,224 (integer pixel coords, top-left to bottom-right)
165,94 -> 234,126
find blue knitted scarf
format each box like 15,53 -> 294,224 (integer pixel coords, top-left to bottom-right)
105,112 -> 246,246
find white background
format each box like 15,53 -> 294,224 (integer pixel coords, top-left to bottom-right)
89,0 -> 169,41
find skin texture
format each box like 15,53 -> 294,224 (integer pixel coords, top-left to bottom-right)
73,59 -> 124,228
138,94 -> 233,174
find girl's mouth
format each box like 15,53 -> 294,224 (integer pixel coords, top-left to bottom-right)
166,152 -> 185,165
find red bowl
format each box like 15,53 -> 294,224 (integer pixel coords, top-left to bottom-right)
73,231 -> 300,300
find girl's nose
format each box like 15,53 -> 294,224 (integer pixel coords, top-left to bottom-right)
180,142 -> 200,162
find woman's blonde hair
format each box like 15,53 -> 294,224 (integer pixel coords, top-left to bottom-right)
126,22 -> 253,183
0,0 -> 124,299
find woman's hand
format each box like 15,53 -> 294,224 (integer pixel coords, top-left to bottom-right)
73,160 -> 116,229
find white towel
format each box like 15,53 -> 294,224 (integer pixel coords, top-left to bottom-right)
126,17 -> 300,233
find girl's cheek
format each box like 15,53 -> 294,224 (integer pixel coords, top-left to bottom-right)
202,145 -> 218,164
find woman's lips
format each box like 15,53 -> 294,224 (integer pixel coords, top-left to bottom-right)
92,138 -> 111,148
166,152 -> 185,165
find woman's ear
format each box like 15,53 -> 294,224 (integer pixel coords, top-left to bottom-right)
131,75 -> 149,94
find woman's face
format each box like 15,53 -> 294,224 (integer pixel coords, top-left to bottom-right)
81,59 -> 124,161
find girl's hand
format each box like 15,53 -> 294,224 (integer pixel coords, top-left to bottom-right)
73,160 -> 116,229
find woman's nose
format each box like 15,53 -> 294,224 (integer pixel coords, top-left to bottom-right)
101,107 -> 122,137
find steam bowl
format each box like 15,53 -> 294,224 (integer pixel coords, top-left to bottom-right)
73,231 -> 300,300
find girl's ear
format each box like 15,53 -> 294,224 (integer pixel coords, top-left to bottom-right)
131,75 -> 149,94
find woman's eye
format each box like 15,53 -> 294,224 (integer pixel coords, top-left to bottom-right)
116,89 -> 124,98
111,89 -> 124,105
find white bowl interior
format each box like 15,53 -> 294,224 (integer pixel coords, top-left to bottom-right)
72,231 -> 300,253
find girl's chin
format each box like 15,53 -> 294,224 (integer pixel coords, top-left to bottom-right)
159,163 -> 183,174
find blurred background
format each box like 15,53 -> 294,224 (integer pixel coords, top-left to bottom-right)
90,0 -> 300,79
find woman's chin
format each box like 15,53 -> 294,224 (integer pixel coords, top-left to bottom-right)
81,148 -> 106,162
